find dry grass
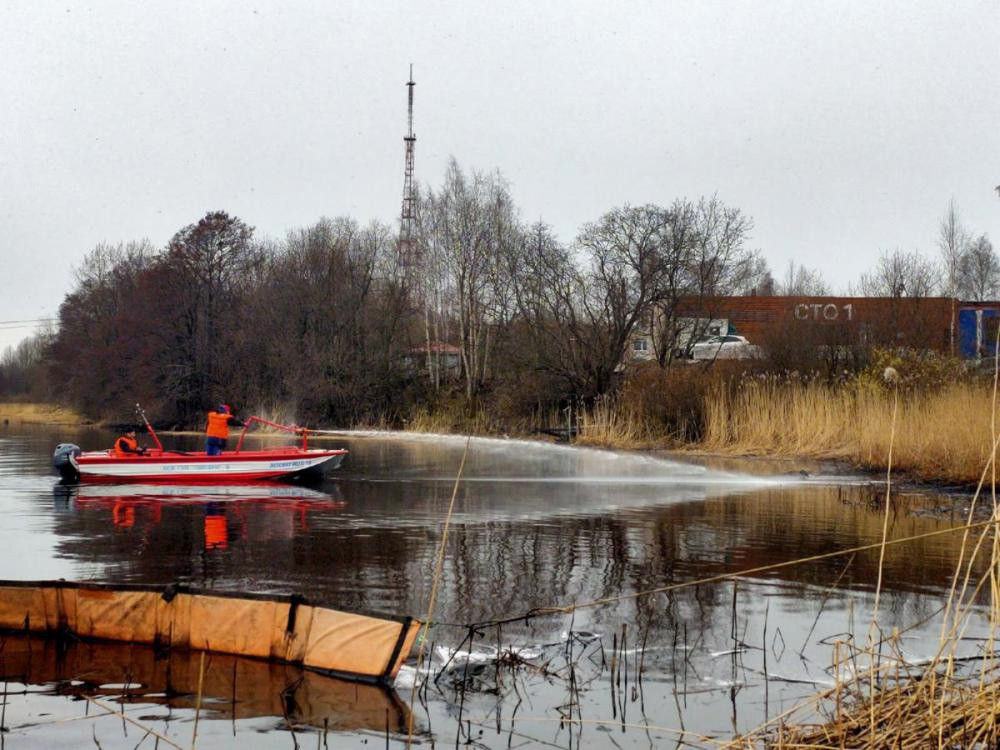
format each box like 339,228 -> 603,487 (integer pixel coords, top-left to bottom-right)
702,381 -> 997,485
575,398 -> 661,450
0,401 -> 86,425
763,672 -> 1000,748
406,408 -> 462,434
733,505 -> 1000,748
404,405 -> 500,436
725,372 -> 1000,749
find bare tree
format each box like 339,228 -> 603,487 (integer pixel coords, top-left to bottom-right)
240,217 -> 410,422
411,183 -> 452,391
937,199 -> 970,351
506,221 -> 597,394
959,234 -> 1000,301
417,159 -> 521,399
938,199 -> 970,296
647,199 -> 700,364
48,240 -> 157,417
777,260 -> 829,295
512,198 -> 757,389
0,327 -> 54,398
652,197 -> 758,362
161,211 -> 261,412
856,249 -> 939,298
688,197 -> 757,296
743,256 -> 775,296
577,204 -> 673,388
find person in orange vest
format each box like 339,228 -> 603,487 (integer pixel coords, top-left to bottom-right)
113,427 -> 147,457
205,404 -> 244,456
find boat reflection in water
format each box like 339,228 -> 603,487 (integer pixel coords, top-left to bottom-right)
0,633 -> 411,735
53,481 -> 345,551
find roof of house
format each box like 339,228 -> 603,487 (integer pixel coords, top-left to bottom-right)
408,342 -> 461,355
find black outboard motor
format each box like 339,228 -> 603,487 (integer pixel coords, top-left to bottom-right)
53,443 -> 82,482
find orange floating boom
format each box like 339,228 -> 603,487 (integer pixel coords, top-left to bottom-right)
0,580 -> 419,685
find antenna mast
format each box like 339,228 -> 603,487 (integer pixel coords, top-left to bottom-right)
400,64 -> 417,266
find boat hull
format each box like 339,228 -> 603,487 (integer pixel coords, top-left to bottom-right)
70,448 -> 347,481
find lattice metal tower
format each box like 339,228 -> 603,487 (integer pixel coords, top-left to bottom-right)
400,65 -> 417,266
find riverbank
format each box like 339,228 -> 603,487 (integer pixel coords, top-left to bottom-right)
571,380 -> 999,488
8,383 -> 995,491
0,401 -> 87,426
700,381 -> 996,487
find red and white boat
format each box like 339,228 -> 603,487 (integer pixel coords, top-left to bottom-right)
54,415 -> 347,482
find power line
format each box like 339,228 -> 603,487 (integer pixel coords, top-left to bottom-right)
0,323 -> 56,334
0,317 -> 56,325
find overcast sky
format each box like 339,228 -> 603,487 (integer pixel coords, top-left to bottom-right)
2,0 -> 999,350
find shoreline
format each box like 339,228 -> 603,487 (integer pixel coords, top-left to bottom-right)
1,400 -> 982,494
0,402 -> 89,426
666,447 -> 981,496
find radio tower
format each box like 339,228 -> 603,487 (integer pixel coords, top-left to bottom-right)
399,65 -> 417,267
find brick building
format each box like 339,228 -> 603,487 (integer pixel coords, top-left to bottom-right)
628,296 -> 1000,361
677,296 -> 954,351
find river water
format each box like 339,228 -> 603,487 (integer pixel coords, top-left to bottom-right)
0,424 -> 990,748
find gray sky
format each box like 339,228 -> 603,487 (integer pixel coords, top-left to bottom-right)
2,0 -> 999,351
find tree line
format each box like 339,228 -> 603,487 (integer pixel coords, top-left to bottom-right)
769,199 -> 998,301
1,159 -> 996,428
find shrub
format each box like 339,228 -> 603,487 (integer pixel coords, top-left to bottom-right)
854,348 -> 969,393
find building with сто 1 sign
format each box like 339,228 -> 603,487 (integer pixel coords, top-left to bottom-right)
684,296 -> 951,352
629,296 -> 1000,361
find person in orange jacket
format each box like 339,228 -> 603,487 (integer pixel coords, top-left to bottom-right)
114,427 -> 147,457
204,404 -> 244,456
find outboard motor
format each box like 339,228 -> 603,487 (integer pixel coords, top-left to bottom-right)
53,443 -> 82,482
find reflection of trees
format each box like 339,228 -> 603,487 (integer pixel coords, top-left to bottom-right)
50,481 -> 978,654
430,484 -> 979,639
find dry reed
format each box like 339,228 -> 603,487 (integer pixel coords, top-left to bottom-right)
728,372 -> 1000,748
702,381 -> 998,485
744,536 -> 1000,749
0,401 -> 85,425
405,407 -> 495,435
575,397 -> 666,449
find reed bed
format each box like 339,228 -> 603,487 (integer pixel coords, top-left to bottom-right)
575,398 -> 659,449
733,507 -> 1000,748
404,404 -> 525,436
403,406 -> 473,434
764,668 -> 1000,748
573,372 -> 1000,747
725,370 -> 1000,749
703,381 -> 998,485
